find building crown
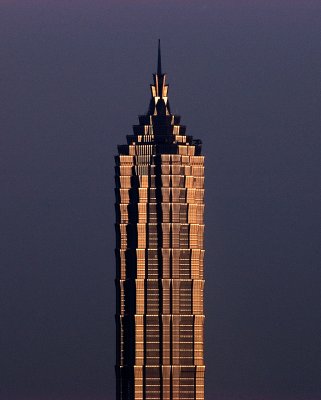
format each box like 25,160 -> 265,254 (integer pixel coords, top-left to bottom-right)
117,41 -> 202,157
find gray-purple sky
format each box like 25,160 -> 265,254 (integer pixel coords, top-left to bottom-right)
1,1 -> 321,399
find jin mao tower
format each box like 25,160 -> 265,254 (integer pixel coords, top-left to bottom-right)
115,42 -> 205,400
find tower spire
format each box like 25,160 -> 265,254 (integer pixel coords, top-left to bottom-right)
148,39 -> 170,115
157,39 -> 162,75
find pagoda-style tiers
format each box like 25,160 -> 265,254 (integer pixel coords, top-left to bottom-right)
115,41 -> 205,400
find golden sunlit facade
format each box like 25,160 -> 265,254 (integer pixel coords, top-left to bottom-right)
115,42 -> 205,400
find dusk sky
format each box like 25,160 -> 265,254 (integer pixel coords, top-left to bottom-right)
1,1 -> 321,399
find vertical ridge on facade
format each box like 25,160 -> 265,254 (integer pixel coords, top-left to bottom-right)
115,43 -> 205,400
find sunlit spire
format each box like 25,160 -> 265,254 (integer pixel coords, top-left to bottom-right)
148,39 -> 171,116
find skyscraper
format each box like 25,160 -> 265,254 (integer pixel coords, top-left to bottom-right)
115,41 -> 205,400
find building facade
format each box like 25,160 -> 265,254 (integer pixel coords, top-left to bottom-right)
115,42 -> 205,400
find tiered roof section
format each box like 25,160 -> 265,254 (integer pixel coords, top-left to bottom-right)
118,40 -> 202,156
